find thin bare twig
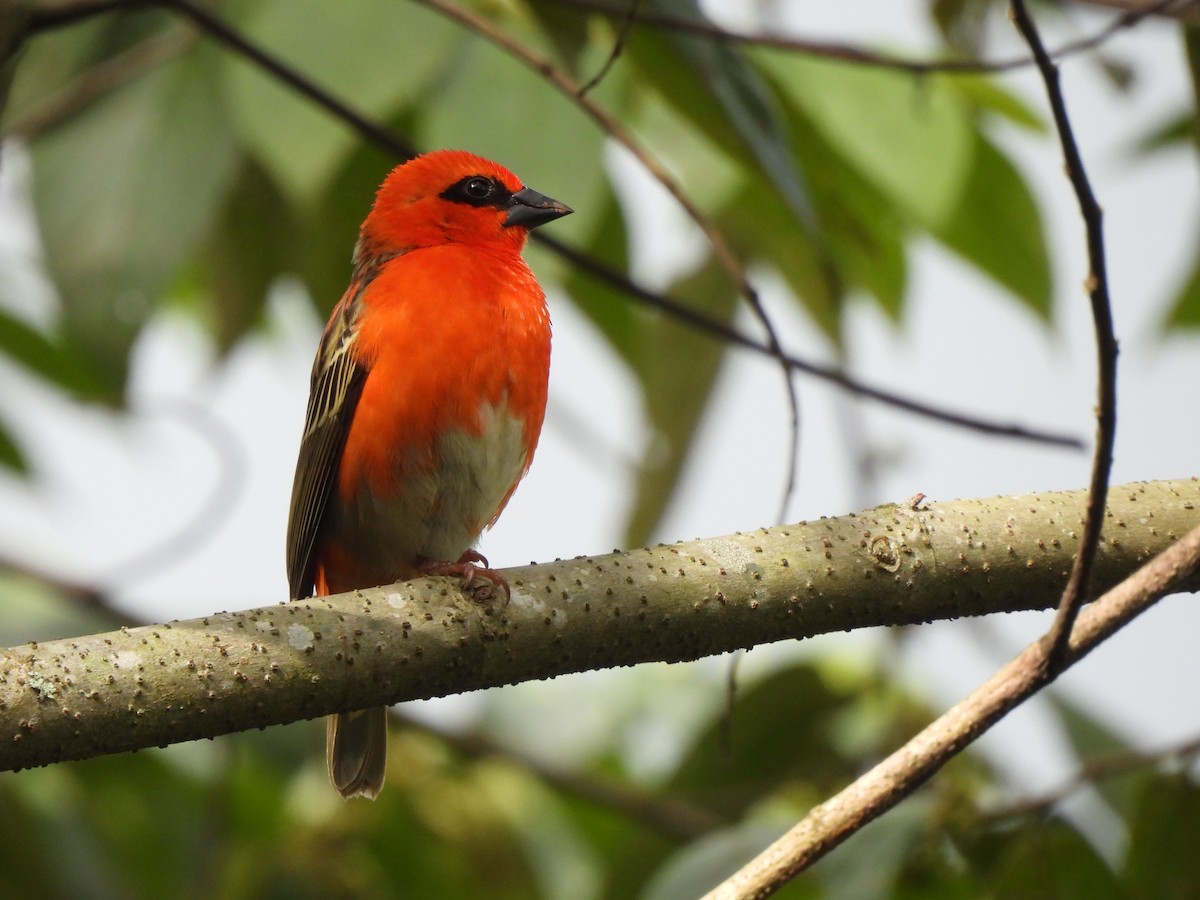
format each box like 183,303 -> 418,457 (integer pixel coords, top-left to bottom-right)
1009,0 -> 1119,670
541,234 -> 1081,447
578,0 -> 641,97
703,521 -> 1200,899
554,0 -> 1195,74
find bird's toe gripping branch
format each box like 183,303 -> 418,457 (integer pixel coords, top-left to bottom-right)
418,550 -> 511,603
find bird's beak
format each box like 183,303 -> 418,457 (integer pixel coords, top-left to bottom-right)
504,187 -> 573,229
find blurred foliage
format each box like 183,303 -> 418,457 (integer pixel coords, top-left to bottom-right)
5,571 -> 1200,900
2,0 -> 1200,897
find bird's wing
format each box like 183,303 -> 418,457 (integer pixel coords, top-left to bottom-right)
285,285 -> 369,599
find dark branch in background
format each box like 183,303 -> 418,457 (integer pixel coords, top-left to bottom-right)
0,556 -> 136,627
555,0 -> 1195,73
400,710 -> 726,840
1009,0 -> 1119,670
19,0 -> 1081,454
2,20 -> 194,139
412,0 -> 803,519
539,234 -> 1081,447
704,520 -> 1200,899
578,0 -> 642,96
980,732 -> 1200,824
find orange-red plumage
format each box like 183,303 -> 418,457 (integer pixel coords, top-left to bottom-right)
285,150 -> 570,798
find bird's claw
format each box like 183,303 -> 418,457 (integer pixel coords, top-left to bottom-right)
419,550 -> 510,603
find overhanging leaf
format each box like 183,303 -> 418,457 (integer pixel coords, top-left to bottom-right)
761,53 -> 974,231
0,308 -> 99,397
220,0 -> 457,204
625,21 -> 814,236
0,414 -> 25,474
28,44 -> 239,397
561,183 -> 640,364
624,253 -> 736,548
198,160 -> 297,351
1123,773 -> 1200,898
1164,245 -> 1200,330
642,0 -> 816,233
930,131 -> 1052,319
972,819 -> 1122,899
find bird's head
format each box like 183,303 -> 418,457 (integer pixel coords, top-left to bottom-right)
357,150 -> 572,262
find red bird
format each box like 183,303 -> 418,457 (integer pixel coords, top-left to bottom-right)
286,150 -> 571,798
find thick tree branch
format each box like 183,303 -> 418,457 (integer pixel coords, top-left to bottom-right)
2,479 -> 1198,773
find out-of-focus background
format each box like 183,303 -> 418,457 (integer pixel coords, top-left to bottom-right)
2,1 -> 1199,897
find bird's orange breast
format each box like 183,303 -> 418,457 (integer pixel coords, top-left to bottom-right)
339,243 -> 551,500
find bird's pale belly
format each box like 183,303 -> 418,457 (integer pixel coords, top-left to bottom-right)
321,399 -> 529,592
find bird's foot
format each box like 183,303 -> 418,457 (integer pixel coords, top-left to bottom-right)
419,550 -> 510,602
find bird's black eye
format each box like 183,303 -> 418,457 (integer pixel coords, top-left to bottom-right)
465,177 -> 493,199
441,175 -> 510,209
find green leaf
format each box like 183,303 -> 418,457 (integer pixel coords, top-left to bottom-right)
761,53 -> 974,230
667,664 -> 857,814
643,0 -> 815,232
220,0 -> 457,203
29,44 -> 240,397
561,183 -> 640,363
760,93 -> 906,330
643,822 -> 816,900
930,0 -> 991,54
1132,111 -> 1197,156
1164,247 -> 1200,330
948,74 -> 1046,132
4,8 -> 170,129
623,252 -> 736,547
525,0 -> 593,73
626,23 -> 813,233
0,414 -> 26,474
0,4 -> 31,121
1123,772 -> 1200,899
0,309 -> 99,397
721,174 -> 845,337
973,819 -> 1122,900
929,131 -> 1052,319
1048,695 -> 1144,818
198,160 -> 297,351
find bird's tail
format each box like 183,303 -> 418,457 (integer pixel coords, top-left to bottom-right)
326,707 -> 388,799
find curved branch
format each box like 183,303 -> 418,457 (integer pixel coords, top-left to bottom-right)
2,478 -> 1198,773
1010,0 -> 1119,667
